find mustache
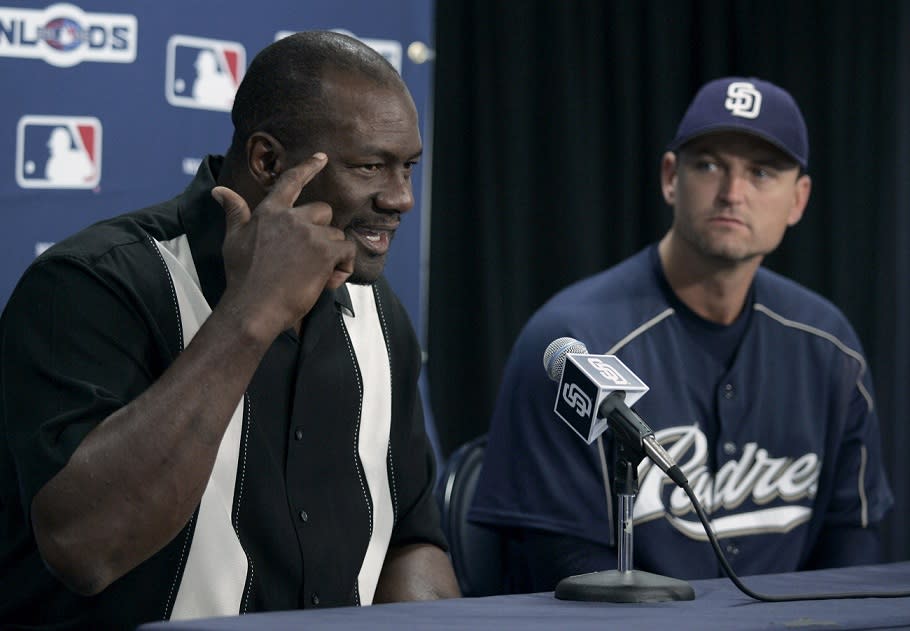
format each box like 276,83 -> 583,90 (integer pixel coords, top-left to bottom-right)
348,215 -> 400,231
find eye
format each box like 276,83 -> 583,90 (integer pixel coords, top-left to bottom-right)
693,159 -> 719,173
752,166 -> 776,180
402,160 -> 419,177
358,163 -> 382,174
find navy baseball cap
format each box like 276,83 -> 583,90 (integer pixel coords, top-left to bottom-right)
668,77 -> 809,169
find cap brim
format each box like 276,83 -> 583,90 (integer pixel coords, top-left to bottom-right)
668,124 -> 807,169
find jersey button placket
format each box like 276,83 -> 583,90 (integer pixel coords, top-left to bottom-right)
716,381 -> 740,470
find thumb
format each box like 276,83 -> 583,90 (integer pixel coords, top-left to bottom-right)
212,186 -> 250,232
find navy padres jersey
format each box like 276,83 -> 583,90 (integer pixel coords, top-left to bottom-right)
470,245 -> 893,579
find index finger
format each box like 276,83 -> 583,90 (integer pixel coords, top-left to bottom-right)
266,152 -> 328,208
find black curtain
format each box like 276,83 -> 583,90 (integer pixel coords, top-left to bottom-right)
427,1 -> 910,564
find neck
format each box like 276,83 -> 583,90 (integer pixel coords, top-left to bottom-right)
658,232 -> 761,325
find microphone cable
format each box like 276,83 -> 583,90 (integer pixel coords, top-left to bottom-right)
680,480 -> 910,601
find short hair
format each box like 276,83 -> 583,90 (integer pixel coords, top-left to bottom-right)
227,31 -> 405,157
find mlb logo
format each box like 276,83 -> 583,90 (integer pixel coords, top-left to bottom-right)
165,35 -> 245,112
16,115 -> 102,189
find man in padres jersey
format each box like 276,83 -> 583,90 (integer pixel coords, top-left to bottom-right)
470,77 -> 893,592
0,31 -> 459,629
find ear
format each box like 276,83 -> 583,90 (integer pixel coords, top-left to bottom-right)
660,151 -> 679,206
245,132 -> 286,189
787,173 -> 812,226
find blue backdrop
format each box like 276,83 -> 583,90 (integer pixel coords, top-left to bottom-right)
0,1 -> 435,341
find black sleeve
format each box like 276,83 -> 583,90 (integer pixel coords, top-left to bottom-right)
388,389 -> 447,551
502,527 -> 616,593
379,278 -> 447,551
0,256 -> 166,517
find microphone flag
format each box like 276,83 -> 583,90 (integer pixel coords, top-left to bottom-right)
553,353 -> 649,444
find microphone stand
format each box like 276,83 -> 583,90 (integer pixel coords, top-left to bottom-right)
555,434 -> 695,603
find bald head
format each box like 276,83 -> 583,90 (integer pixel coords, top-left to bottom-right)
228,31 -> 407,159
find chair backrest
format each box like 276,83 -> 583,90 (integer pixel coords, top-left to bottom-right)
435,435 -> 503,597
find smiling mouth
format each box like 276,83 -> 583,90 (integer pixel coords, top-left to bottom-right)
350,225 -> 396,255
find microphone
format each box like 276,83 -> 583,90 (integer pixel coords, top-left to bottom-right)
542,337 -> 687,488
543,337 -> 696,603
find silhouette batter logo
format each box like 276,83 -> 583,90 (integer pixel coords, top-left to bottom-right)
165,35 -> 245,112
16,115 -> 102,189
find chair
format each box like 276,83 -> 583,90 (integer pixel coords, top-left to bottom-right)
435,435 -> 504,597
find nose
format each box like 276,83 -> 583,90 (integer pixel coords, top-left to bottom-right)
375,170 -> 414,214
718,169 -> 748,205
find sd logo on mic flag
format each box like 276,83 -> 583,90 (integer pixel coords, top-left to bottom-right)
554,353 -> 648,444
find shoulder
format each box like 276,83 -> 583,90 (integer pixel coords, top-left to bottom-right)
546,247 -> 658,310
515,247 -> 672,358
368,276 -> 420,360
752,267 -> 862,350
34,196 -> 185,273
31,156 -> 220,276
6,199 -> 188,328
750,267 -> 871,403
371,276 -> 415,336
372,275 -> 406,313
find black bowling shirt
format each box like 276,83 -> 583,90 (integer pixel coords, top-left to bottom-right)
0,156 -> 444,630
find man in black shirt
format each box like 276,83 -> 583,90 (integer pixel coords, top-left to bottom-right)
0,31 -> 459,629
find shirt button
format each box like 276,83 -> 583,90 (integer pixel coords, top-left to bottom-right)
311,593 -> 320,606
725,543 -> 740,556
299,510 -> 308,522
723,441 -> 737,455
723,384 -> 735,399
294,428 -> 304,441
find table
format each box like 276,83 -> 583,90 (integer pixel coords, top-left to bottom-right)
140,561 -> 910,630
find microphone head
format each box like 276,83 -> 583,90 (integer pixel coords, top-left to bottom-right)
543,337 -> 588,382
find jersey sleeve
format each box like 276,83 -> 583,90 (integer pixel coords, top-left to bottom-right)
803,327 -> 893,569
468,308 -> 616,546
502,527 -> 616,593
804,524 -> 882,569
0,255 -> 167,520
822,355 -> 893,528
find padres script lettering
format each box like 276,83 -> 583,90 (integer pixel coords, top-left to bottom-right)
634,425 -> 820,540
